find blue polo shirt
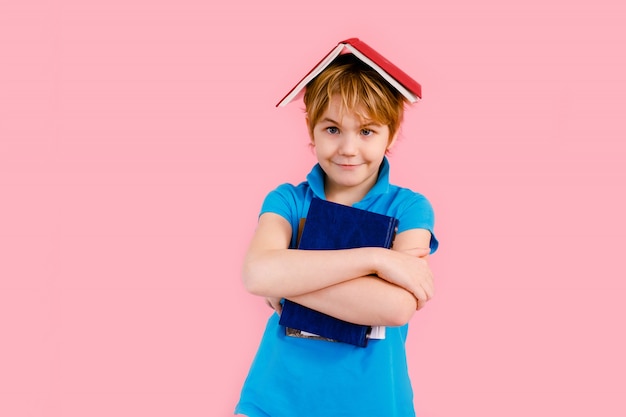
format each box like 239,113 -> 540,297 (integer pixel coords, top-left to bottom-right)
235,157 -> 438,417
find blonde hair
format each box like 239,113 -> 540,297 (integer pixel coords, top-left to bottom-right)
303,53 -> 407,141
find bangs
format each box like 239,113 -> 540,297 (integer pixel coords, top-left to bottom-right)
304,54 -> 406,139
328,70 -> 396,125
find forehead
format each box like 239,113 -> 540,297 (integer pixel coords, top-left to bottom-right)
322,94 -> 378,125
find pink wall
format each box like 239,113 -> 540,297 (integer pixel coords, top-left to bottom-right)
1,0 -> 625,416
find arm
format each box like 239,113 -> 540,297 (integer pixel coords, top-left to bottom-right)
288,228 -> 434,326
244,212 -> 434,326
242,212 -> 386,298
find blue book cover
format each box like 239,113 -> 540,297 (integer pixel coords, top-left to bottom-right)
279,198 -> 399,347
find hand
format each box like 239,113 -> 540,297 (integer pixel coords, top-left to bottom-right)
376,247 -> 434,306
405,247 -> 432,310
416,298 -> 429,311
265,297 -> 282,315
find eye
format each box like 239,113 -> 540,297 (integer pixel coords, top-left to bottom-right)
361,128 -> 374,136
325,126 -> 340,135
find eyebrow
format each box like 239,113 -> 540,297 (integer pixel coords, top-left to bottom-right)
320,117 -> 383,127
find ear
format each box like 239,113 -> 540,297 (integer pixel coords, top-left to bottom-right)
386,130 -> 399,151
305,116 -> 315,145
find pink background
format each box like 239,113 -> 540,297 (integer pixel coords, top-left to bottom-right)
1,0 -> 625,416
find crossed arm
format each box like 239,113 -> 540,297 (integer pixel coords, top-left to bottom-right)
242,212 -> 434,327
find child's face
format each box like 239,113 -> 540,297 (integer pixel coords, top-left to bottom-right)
309,95 -> 397,201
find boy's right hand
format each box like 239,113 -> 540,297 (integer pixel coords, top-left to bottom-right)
402,248 -> 432,310
376,247 -> 434,307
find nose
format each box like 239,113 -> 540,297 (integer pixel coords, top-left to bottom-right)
338,134 -> 358,156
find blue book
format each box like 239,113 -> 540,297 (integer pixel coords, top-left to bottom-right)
279,198 -> 399,347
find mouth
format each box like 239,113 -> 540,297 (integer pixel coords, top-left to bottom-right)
333,161 -> 362,168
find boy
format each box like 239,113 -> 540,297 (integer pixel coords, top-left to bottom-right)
235,48 -> 438,417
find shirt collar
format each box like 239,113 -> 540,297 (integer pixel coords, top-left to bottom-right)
306,156 -> 391,203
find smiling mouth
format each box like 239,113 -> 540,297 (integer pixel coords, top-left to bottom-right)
336,164 -> 360,170
334,162 -> 362,167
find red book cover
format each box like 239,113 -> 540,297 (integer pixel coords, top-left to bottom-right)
276,38 -> 422,107
342,38 -> 422,100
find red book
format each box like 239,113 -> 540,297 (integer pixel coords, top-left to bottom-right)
276,38 -> 422,107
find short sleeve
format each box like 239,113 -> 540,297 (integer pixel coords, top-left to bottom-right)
260,183 -> 298,222
259,183 -> 307,249
396,192 -> 439,254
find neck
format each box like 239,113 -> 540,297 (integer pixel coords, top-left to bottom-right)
324,182 -> 371,206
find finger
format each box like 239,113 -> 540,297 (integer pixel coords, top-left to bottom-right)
411,286 -> 428,303
418,267 -> 435,298
415,279 -> 434,302
423,276 -> 435,300
268,298 -> 283,314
